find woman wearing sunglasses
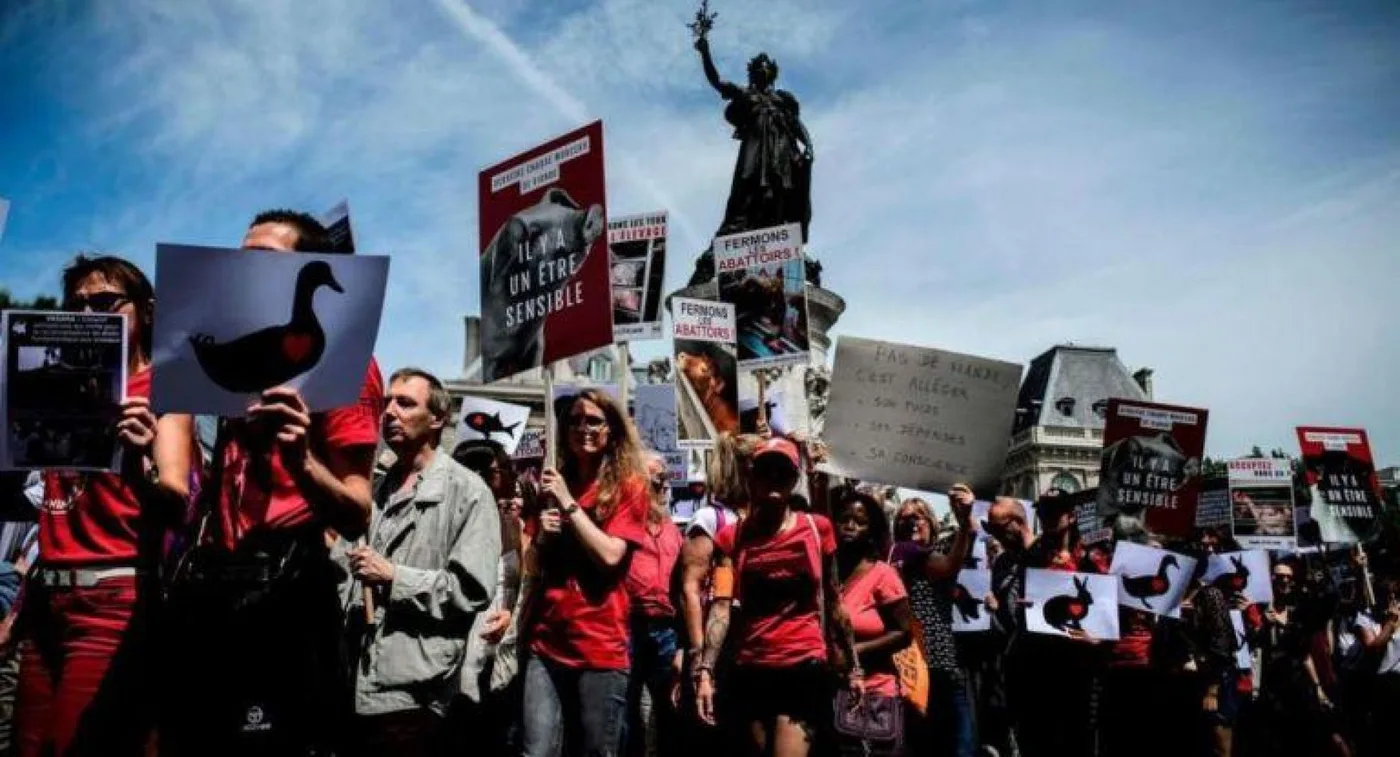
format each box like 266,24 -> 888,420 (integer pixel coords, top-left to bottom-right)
524,390 -> 649,757
15,255 -> 195,757
695,437 -> 859,757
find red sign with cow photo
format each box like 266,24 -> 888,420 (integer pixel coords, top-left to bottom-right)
1095,399 -> 1210,540
478,121 -> 613,382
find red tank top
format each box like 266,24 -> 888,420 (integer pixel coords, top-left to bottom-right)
38,370 -> 151,566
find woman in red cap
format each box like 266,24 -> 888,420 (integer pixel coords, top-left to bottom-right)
694,436 -> 858,757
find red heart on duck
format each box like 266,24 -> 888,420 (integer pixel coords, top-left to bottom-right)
282,332 -> 314,362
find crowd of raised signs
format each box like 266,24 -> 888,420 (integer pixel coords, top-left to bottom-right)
0,208 -> 1397,757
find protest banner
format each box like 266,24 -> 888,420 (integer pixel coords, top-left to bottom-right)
320,200 -> 355,253
455,396 -> 530,456
609,211 -> 667,342
1228,458 -> 1298,551
1229,611 -> 1253,671
713,223 -> 810,370
1109,541 -> 1197,618
1024,569 -> 1120,641
1,311 -> 126,471
635,384 -> 687,483
1203,549 -> 1273,606
1095,399 -> 1209,540
478,121 -> 612,383
151,244 -> 389,416
672,297 -> 739,449
1296,427 -> 1384,544
824,336 -> 1023,495
952,568 -> 992,633
1195,478 -> 1231,530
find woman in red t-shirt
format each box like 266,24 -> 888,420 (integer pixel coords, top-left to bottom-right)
696,437 -> 859,757
524,389 -> 649,757
15,255 -> 195,757
832,490 -> 912,757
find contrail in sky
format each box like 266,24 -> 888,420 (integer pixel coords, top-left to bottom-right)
431,0 -> 705,247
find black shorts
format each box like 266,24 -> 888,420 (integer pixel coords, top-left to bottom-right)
729,661 -> 834,731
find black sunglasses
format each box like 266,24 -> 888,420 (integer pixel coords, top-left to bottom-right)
66,292 -> 130,313
568,414 -> 608,431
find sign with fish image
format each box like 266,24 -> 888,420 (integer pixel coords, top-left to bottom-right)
151,244 -> 390,416
455,396 -> 530,456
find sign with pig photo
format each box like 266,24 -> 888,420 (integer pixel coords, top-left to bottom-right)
1095,399 -> 1209,541
478,121 -> 613,382
1025,569 -> 1120,641
672,297 -> 738,449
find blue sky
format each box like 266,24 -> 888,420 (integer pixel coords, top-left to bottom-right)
1,0 -> 1398,462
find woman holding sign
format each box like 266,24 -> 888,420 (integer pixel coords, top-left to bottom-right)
695,437 -> 859,757
524,389 -> 649,757
15,256 -> 195,757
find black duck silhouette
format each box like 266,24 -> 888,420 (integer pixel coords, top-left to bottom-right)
1037,576 -> 1094,633
190,260 -> 343,393
1211,555 -> 1251,596
951,581 -> 984,623
464,411 -> 520,441
1121,554 -> 1180,611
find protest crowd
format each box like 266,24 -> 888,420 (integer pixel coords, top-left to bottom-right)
0,208 -> 1396,757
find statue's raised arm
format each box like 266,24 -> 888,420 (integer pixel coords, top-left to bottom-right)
695,36 -> 742,100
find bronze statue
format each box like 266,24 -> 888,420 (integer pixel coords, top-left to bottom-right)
691,5 -> 813,245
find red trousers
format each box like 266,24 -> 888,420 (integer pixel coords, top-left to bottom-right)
16,577 -> 151,757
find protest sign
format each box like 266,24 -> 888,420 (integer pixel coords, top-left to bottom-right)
1296,427 -> 1383,544
965,538 -> 989,569
1228,458 -> 1297,551
714,223 -> 810,370
740,384 -> 794,436
823,337 -> 1022,495
1,311 -> 126,471
151,244 -> 389,416
952,568 -> 992,633
320,200 -> 355,253
1025,569 -> 1120,641
634,384 -> 687,483
1229,611 -> 1253,671
1203,550 -> 1273,606
478,121 -> 612,383
1196,478 -> 1231,530
1070,488 -> 1111,545
1109,541 -> 1196,618
609,211 -> 667,342
455,396 -> 530,456
672,297 -> 739,449
0,196 -> 9,244
1096,399 -> 1209,540
514,428 -> 545,460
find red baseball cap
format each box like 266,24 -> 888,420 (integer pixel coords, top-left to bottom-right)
754,437 -> 801,469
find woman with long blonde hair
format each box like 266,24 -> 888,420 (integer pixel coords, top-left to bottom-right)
525,389 -> 650,757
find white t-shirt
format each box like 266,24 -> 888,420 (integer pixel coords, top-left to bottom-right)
1354,612 -> 1400,676
687,504 -> 737,541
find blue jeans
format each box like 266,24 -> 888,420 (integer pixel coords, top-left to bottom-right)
522,655 -> 629,757
930,669 -> 975,757
625,616 -> 679,757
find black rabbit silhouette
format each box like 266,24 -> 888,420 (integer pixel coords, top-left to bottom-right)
1041,576 -> 1094,633
1212,555 -> 1251,595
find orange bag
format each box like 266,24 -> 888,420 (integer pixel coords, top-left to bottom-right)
894,619 -> 930,714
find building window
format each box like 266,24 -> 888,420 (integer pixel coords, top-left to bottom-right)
1091,399 -> 1108,419
1055,397 -> 1076,417
1050,472 -> 1081,494
588,356 -> 613,383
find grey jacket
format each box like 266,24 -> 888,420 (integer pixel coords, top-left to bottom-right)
347,450 -> 502,716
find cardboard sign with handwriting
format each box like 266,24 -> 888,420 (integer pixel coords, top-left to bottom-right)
824,336 -> 1023,494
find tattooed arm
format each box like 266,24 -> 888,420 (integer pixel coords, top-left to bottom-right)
694,554 -> 734,726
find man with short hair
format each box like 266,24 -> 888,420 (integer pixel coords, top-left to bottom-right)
342,367 -> 500,756
164,209 -> 384,757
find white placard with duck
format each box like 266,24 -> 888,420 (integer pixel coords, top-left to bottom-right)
1202,549 -> 1273,606
151,244 -> 389,416
1024,569 -> 1121,641
1108,541 -> 1196,618
455,396 -> 530,456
